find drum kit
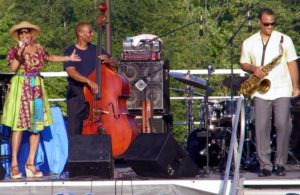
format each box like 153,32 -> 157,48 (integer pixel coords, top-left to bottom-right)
170,71 -> 258,172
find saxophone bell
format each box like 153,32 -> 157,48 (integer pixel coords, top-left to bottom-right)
258,78 -> 271,93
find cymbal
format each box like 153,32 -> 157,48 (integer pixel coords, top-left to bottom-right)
223,76 -> 248,92
169,72 -> 213,91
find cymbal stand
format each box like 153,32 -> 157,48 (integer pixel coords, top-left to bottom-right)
242,121 -> 257,170
202,65 -> 214,176
183,85 -> 195,148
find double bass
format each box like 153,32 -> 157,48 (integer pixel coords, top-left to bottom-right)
82,3 -> 139,157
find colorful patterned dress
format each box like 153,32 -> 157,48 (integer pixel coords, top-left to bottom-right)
1,44 -> 53,132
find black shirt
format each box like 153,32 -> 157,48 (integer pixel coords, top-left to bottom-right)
64,43 -> 109,87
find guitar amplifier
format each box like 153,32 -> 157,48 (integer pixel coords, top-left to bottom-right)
118,60 -> 170,112
121,38 -> 161,61
121,51 -> 160,61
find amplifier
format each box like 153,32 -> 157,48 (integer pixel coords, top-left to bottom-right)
121,51 -> 160,61
118,60 -> 170,112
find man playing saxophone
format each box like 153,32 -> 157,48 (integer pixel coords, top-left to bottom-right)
240,7 -> 299,177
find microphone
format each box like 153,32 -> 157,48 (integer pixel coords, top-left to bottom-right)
207,64 -> 215,74
247,10 -> 252,32
199,15 -> 204,36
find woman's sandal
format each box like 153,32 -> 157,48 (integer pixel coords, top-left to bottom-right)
25,164 -> 43,178
10,165 -> 22,179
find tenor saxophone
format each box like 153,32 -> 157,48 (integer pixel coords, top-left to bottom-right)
238,39 -> 284,97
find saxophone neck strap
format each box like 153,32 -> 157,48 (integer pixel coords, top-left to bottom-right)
261,35 -> 284,66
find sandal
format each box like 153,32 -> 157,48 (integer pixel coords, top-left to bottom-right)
10,165 -> 22,179
25,164 -> 43,178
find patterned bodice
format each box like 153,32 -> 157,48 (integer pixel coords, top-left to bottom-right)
7,44 -> 49,74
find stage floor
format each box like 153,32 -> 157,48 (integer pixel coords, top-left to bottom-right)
1,162 -> 300,195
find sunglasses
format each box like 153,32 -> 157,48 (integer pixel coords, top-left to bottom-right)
18,28 -> 31,34
262,22 -> 276,27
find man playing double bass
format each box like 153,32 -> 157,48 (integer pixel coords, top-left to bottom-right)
64,22 -> 118,135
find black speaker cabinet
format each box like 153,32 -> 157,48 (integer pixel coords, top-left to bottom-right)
68,135 -> 113,179
134,113 -> 173,133
124,133 -> 199,178
119,60 -> 170,112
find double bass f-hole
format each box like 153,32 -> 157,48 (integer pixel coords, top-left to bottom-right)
108,102 -> 120,119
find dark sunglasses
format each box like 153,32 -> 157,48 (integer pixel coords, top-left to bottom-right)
262,22 -> 276,27
18,28 -> 31,34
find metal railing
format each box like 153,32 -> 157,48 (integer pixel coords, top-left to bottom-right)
220,96 -> 246,195
43,69 -> 247,102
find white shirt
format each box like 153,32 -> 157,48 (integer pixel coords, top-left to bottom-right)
240,31 -> 298,100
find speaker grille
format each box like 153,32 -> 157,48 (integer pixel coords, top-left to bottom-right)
118,60 -> 170,112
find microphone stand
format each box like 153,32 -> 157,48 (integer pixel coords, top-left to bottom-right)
226,17 -> 248,126
138,19 -> 201,52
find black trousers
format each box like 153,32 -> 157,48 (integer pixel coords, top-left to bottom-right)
66,85 -> 89,135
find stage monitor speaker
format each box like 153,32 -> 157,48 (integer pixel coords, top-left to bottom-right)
124,133 -> 199,178
68,135 -> 113,179
134,113 -> 173,133
119,60 -> 170,112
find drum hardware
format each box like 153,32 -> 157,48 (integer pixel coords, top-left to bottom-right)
270,133 -> 300,166
200,100 -> 222,131
184,85 -> 195,148
241,123 -> 259,171
201,65 -> 215,176
187,127 -> 231,170
170,68 -> 215,176
212,127 -> 232,172
169,87 -> 204,149
218,99 -> 237,126
288,150 -> 300,166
